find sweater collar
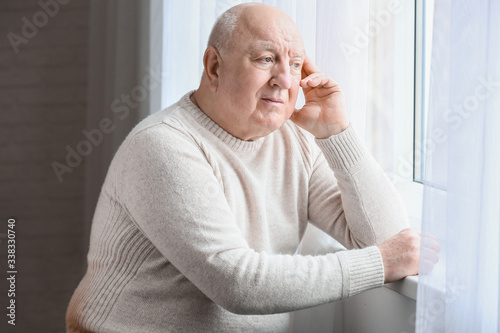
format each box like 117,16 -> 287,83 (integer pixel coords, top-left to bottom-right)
179,91 -> 266,152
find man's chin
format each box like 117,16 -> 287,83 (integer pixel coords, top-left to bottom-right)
264,116 -> 291,133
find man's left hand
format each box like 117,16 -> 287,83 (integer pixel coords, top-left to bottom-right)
290,56 -> 350,139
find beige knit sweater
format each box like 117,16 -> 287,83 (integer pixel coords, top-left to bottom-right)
66,91 -> 408,333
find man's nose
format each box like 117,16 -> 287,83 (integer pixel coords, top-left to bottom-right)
270,62 -> 292,90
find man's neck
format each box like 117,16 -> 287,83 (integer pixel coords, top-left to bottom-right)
189,91 -> 201,110
190,89 -> 264,142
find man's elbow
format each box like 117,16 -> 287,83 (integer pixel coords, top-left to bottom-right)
214,290 -> 267,315
209,281 -> 276,315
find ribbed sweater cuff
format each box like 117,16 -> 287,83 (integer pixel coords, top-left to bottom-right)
314,125 -> 368,170
337,246 -> 384,298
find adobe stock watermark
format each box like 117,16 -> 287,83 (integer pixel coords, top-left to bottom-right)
51,66 -> 166,183
6,0 -> 71,54
340,0 -> 402,61
389,74 -> 500,185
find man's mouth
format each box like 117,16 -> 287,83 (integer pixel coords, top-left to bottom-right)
262,97 -> 284,104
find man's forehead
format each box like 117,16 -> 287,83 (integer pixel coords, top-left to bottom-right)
250,41 -> 305,58
233,7 -> 305,57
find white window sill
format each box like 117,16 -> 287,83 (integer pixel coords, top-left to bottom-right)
384,275 -> 418,300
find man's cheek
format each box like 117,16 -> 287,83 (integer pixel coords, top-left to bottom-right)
286,99 -> 297,117
289,83 -> 300,102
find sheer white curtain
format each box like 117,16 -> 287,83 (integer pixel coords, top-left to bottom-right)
159,1 -> 403,332
416,0 -> 500,332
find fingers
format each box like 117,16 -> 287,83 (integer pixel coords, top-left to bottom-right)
300,56 -> 339,90
301,55 -> 321,79
413,229 -> 440,275
379,228 -> 442,282
420,232 -> 440,276
420,230 -> 441,254
420,243 -> 439,275
420,257 -> 438,275
301,73 -> 337,89
403,228 -> 441,262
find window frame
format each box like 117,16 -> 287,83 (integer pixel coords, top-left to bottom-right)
391,0 -> 426,229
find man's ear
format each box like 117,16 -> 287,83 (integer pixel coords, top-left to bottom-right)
203,47 -> 222,92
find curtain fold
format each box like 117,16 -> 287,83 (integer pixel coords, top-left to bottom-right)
416,0 -> 500,332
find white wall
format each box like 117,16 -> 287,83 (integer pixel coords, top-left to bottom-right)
341,287 -> 416,333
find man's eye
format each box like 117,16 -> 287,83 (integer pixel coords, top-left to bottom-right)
292,63 -> 301,69
260,57 -> 272,63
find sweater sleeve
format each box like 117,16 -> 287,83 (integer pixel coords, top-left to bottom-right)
309,125 -> 409,249
116,123 -> 384,315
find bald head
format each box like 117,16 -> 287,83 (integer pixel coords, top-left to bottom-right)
207,3 -> 303,56
192,3 -> 306,141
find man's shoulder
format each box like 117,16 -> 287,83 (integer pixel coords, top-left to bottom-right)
107,104 -> 203,173
102,94 -> 206,196
131,103 -> 188,137
127,96 -> 201,143
109,108 -> 203,180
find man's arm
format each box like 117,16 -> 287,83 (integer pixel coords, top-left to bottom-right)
305,125 -> 409,247
291,56 -> 438,283
306,133 -> 435,283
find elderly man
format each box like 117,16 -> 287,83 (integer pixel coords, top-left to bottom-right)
66,3 -> 438,332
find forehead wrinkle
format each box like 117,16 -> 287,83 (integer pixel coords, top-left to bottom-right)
253,41 -> 305,58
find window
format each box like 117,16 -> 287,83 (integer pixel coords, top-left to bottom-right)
414,0 -> 435,183
390,0 -> 434,229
